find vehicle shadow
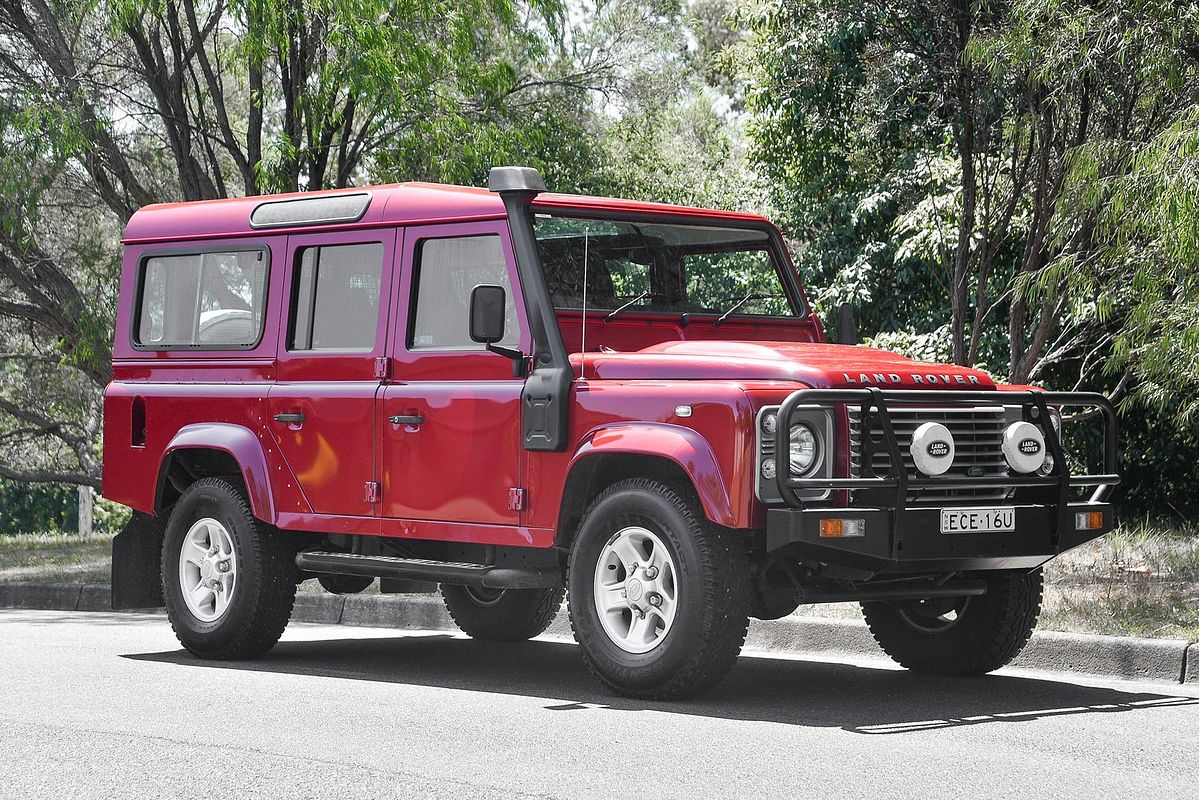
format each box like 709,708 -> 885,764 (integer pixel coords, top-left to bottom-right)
123,633 -> 1197,734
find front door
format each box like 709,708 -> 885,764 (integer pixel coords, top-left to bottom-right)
266,230 -> 396,517
380,221 -> 528,530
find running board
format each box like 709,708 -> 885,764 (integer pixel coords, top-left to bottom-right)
294,551 -> 560,590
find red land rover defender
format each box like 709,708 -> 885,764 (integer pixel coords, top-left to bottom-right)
104,167 -> 1119,698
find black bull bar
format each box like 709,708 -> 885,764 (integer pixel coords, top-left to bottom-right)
767,388 -> 1119,573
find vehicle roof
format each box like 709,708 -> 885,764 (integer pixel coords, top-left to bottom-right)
121,181 -> 773,244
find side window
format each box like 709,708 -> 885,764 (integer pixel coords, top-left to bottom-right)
136,249 -> 268,348
410,235 -> 519,350
288,242 -> 383,352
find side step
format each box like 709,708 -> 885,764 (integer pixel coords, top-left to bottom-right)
295,551 -> 561,590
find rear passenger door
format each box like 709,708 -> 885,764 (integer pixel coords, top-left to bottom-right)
267,230 -> 396,518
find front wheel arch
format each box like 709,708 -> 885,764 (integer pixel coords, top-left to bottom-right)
556,449 -> 734,550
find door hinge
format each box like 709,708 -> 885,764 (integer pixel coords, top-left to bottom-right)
508,487 -> 527,512
364,481 -> 380,504
373,356 -> 390,380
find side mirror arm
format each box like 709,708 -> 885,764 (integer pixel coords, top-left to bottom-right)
487,343 -> 527,377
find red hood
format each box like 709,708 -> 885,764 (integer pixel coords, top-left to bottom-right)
569,341 -> 996,389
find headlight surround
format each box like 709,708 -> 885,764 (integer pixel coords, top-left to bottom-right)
1038,408 -> 1062,476
788,422 -> 819,476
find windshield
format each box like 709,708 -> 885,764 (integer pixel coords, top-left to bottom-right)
532,214 -> 801,319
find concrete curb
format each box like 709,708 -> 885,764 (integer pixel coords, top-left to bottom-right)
2,582 -> 1195,685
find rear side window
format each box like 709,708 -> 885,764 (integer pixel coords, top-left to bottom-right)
136,249 -> 268,348
288,242 -> 383,352
410,235 -> 518,350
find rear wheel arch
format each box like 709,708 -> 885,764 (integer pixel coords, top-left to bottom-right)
155,424 -> 275,523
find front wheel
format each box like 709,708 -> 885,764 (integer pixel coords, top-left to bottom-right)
162,477 -> 297,660
861,568 -> 1043,675
568,479 -> 751,700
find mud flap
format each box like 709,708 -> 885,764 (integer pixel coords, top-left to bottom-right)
111,511 -> 165,609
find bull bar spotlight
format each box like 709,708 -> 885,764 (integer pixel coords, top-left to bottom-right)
1002,421 -> 1046,474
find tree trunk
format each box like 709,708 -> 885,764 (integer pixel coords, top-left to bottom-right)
77,486 -> 93,536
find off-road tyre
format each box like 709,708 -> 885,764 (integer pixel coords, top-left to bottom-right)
440,584 -> 565,641
861,568 -> 1043,676
162,477 -> 297,660
318,574 -> 375,595
567,478 -> 751,700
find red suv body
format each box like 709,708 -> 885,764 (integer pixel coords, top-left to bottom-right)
104,167 -> 1118,698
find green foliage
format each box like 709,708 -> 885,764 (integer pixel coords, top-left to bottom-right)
742,0 -> 1197,515
1039,107 -> 1198,426
0,479 -> 75,534
738,0 -> 954,335
0,478 -> 130,535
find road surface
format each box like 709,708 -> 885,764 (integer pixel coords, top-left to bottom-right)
0,609 -> 1195,799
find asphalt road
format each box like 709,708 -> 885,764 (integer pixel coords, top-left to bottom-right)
0,609 -> 1195,800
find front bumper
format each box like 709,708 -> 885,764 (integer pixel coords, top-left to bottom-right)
766,387 -> 1120,575
766,501 -> 1113,574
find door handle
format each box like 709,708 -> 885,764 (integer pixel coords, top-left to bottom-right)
273,412 -> 306,424
388,414 -> 424,426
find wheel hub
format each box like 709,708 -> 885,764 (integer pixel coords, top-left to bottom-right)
178,517 -> 238,622
593,526 -> 679,654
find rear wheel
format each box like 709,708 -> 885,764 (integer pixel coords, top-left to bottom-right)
318,574 -> 374,595
861,568 -> 1043,675
440,584 -> 564,641
568,478 -> 750,700
162,477 -> 297,660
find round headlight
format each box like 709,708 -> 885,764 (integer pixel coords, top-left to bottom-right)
761,411 -> 778,436
789,423 -> 818,475
1038,409 -> 1062,476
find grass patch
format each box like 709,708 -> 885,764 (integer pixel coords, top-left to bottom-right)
0,522 -> 1194,640
0,531 -> 114,584
1041,519 -> 1197,640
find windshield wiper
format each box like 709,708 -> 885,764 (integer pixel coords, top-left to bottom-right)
605,290 -> 652,322
714,292 -> 779,326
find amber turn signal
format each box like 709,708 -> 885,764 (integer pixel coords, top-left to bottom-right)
819,518 -> 866,538
1075,511 -> 1104,531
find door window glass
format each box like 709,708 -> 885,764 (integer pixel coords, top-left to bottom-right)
136,249 -> 268,348
410,235 -> 519,350
288,242 -> 383,351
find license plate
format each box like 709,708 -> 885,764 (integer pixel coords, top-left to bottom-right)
940,507 -> 1015,534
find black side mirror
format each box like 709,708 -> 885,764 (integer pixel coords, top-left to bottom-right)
469,284 -> 526,376
836,303 -> 858,346
470,284 -> 507,344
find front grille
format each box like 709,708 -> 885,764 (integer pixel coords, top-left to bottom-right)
848,407 -> 1012,504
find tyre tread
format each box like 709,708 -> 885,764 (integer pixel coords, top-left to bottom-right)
163,477 -> 296,660
568,477 -> 751,700
441,584 -> 565,641
862,569 -> 1043,676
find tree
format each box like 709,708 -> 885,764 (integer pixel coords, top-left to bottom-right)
0,0 -> 752,490
742,0 -> 1195,382
0,0 -> 568,487
742,0 -> 1197,513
